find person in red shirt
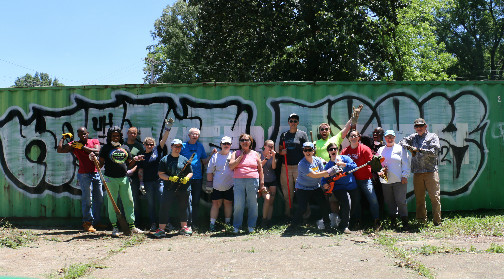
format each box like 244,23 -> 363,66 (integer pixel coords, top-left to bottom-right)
57,127 -> 103,233
341,130 -> 380,230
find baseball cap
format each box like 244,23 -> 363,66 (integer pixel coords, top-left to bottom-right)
288,113 -> 299,120
303,142 -> 315,149
414,118 -> 426,125
384,130 -> 395,137
171,139 -> 183,145
221,136 -> 232,144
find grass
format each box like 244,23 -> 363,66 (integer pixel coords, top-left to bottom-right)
0,219 -> 37,248
50,263 -> 105,279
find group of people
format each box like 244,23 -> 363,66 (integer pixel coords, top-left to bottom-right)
57,109 -> 442,237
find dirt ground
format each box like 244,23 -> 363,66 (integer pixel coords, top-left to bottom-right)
1,226 -> 504,279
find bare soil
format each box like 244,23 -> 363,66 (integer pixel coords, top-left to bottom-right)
1,226 -> 504,279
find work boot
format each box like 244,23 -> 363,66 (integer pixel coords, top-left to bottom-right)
401,216 -> 409,231
82,221 -> 96,233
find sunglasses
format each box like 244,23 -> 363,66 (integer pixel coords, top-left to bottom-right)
414,124 -> 426,128
239,139 -> 250,142
144,143 -> 154,146
303,149 -> 313,152
172,145 -> 182,148
222,142 -> 231,145
327,148 -> 338,152
289,120 -> 298,123
320,128 -> 330,131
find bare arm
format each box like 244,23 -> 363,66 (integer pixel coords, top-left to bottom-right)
138,168 -> 144,182
57,137 -> 72,153
229,151 -> 243,170
159,129 -> 170,149
340,118 -> 352,139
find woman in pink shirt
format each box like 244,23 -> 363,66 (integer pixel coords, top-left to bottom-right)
229,134 -> 265,233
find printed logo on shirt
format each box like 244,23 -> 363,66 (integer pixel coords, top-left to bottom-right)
311,166 -> 319,172
109,148 -> 129,164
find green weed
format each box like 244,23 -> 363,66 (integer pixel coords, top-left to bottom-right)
486,243 -> 504,253
0,220 -> 37,248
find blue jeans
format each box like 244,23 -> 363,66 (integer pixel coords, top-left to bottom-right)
233,178 -> 259,230
77,172 -> 103,224
188,179 -> 203,227
356,179 -> 380,220
145,180 -> 163,224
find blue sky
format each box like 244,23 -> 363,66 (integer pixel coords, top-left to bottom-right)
0,1 -> 175,88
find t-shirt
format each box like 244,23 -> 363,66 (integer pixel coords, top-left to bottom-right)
341,144 -> 373,180
138,145 -> 163,182
296,156 -> 324,190
125,141 -> 144,179
207,152 -> 233,191
260,153 -> 276,183
233,150 -> 260,179
315,132 -> 343,162
158,154 -> 192,189
71,138 -> 100,174
320,155 -> 357,191
280,130 -> 308,165
180,141 -> 207,180
99,144 -> 132,178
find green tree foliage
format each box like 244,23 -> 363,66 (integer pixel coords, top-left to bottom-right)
13,72 -> 64,88
145,0 -> 200,83
437,0 -> 504,80
147,0 -> 457,82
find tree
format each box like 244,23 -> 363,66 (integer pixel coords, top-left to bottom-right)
365,0 -> 457,81
436,0 -> 504,80
145,0 -> 201,83
13,72 -> 64,87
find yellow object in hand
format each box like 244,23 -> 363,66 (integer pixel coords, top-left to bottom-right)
181,177 -> 190,184
71,142 -> 84,149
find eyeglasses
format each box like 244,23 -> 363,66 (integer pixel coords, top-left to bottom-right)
266,145 -> 274,148
222,142 -> 231,145
320,128 -> 329,131
414,124 -> 426,128
289,120 -> 298,123
327,148 -> 337,152
144,143 -> 154,146
349,135 -> 359,138
239,139 -> 250,142
303,149 -> 313,152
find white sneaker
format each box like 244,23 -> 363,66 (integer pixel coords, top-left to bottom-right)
111,227 -> 120,237
316,219 -> 325,230
330,213 -> 341,228
131,227 -> 144,234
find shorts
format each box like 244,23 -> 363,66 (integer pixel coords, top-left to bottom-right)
264,181 -> 278,188
211,187 -> 234,201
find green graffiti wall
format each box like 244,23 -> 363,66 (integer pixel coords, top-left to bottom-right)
0,82 -> 503,218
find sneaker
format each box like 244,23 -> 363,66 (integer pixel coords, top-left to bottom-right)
165,223 -> 176,232
209,223 -> 216,232
131,227 -> 144,234
342,227 -> 352,234
248,227 -> 255,233
150,223 -> 158,232
111,227 -> 120,237
329,213 -> 341,228
180,226 -> 192,236
83,222 -> 96,233
316,219 -> 325,230
153,228 -> 166,238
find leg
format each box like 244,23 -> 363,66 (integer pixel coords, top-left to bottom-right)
312,188 -> 330,225
413,173 -> 427,223
266,186 -> 277,220
176,191 -> 190,227
333,189 -> 350,231
129,176 -> 141,225
210,199 -> 223,220
77,173 -> 93,223
357,179 -> 380,220
158,186 -> 175,229
188,179 -> 203,227
145,180 -> 157,224
293,189 -> 309,225
393,183 -> 408,218
233,179 -> 246,230
104,176 -> 120,225
280,166 -> 292,217
245,178 -> 259,229
425,172 -> 442,224
118,177 -> 135,224
382,183 -> 398,217
348,187 -> 361,224
90,172 -> 104,225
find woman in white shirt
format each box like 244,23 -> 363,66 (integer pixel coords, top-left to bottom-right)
377,130 -> 410,230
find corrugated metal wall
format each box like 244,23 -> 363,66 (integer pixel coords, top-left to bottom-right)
0,81 -> 502,218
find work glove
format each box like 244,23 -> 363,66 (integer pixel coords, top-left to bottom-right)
62,133 -> 73,140
180,177 -> 190,184
169,176 -> 179,183
351,104 -> 363,125
204,180 -> 214,194
164,118 -> 174,131
406,146 -> 420,157
327,165 -> 343,176
139,182 -> 146,195
70,142 -> 83,149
